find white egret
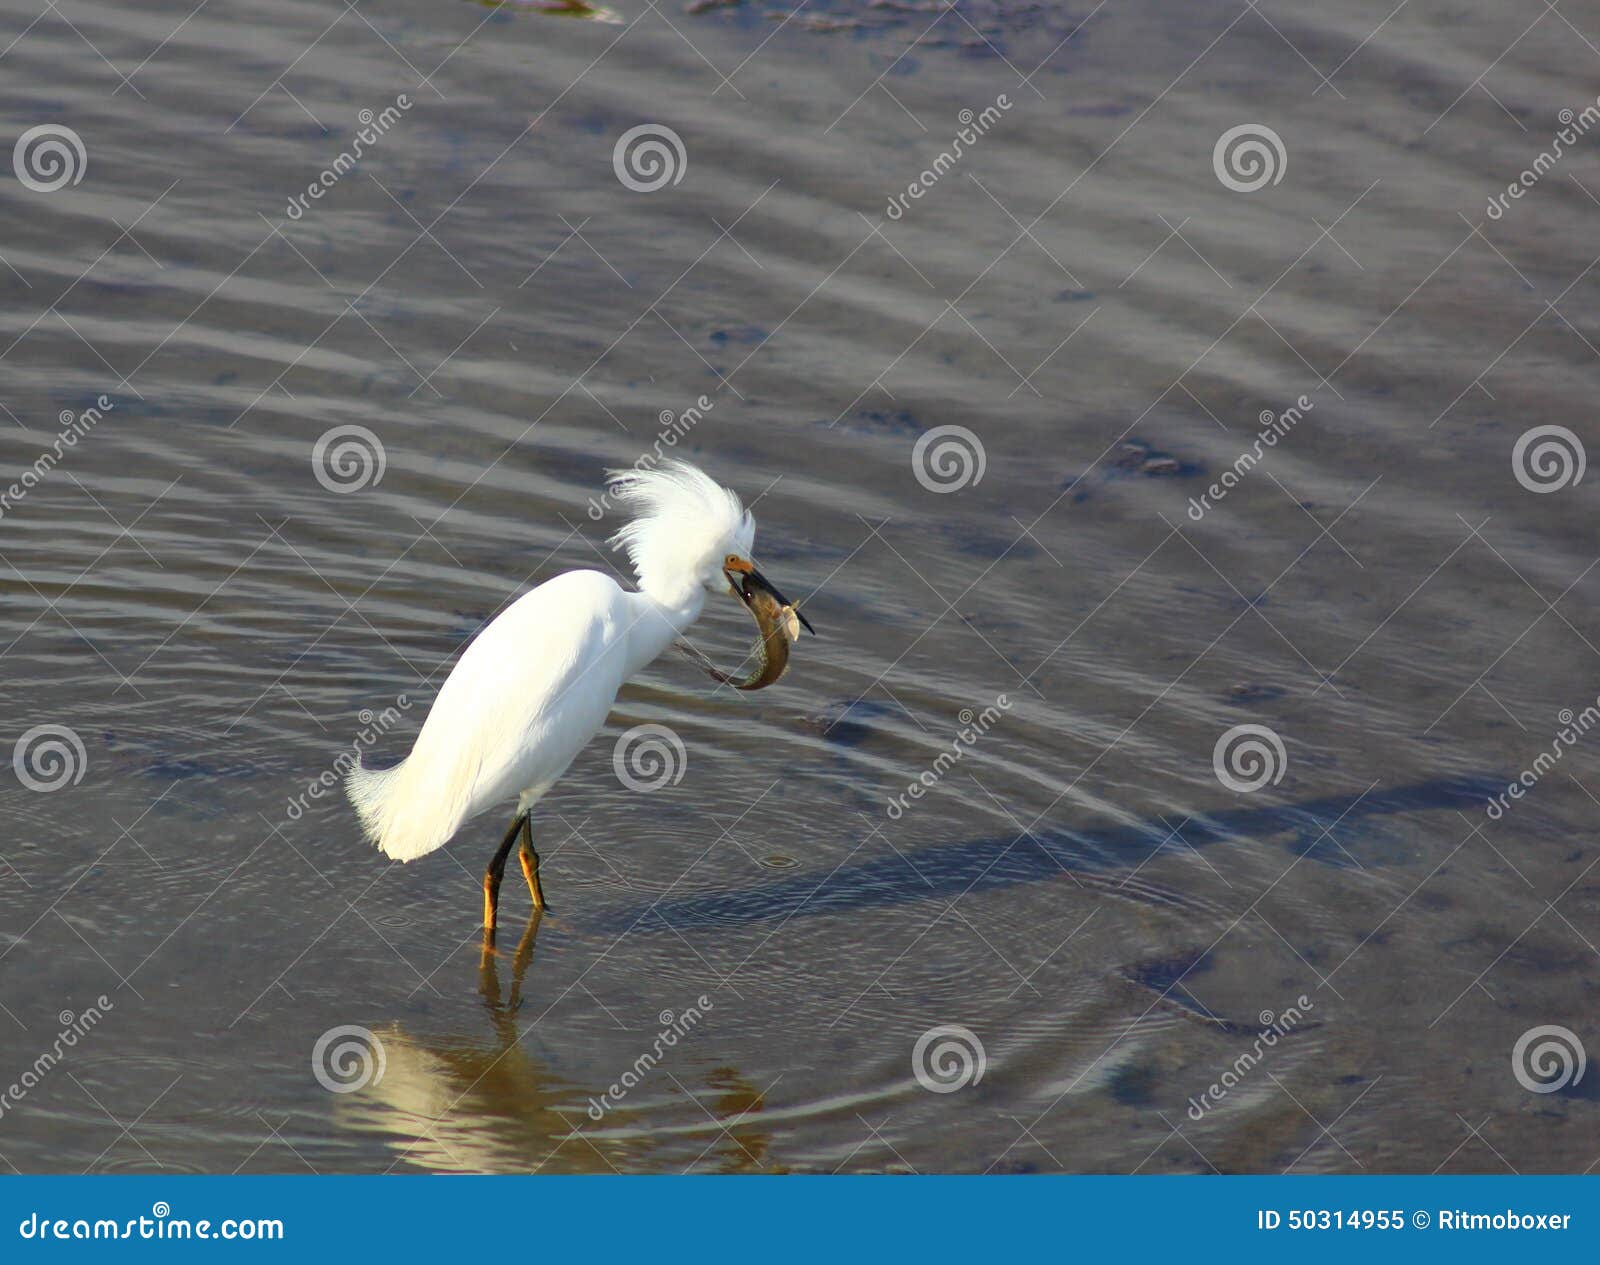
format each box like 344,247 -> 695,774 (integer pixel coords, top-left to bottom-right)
345,460 -> 814,934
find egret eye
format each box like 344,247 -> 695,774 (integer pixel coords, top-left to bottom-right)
724,554 -> 739,567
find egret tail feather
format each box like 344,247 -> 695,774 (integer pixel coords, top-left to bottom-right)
345,755 -> 458,862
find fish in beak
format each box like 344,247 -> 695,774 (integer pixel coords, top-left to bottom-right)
678,560 -> 815,691
725,565 -> 816,637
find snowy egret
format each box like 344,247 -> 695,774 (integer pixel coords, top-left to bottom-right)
345,460 -> 815,934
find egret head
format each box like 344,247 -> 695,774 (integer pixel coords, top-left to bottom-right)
605,459 -> 755,599
605,460 -> 813,631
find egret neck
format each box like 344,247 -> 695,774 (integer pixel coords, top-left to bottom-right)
623,582 -> 706,678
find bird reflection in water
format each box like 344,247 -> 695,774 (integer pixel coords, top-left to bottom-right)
336,913 -> 774,1172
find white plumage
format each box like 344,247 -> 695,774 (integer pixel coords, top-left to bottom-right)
346,461 -> 758,876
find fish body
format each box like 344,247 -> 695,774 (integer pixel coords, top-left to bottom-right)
677,573 -> 805,690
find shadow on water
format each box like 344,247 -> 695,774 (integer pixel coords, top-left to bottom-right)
614,777 -> 1500,934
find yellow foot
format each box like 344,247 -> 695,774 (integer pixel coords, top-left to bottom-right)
518,847 -> 550,912
482,872 -> 500,935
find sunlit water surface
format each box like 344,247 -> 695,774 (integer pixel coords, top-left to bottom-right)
0,0 -> 1596,1173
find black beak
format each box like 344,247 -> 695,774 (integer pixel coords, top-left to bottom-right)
734,567 -> 816,636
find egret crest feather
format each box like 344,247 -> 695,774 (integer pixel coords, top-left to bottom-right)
606,460 -> 755,600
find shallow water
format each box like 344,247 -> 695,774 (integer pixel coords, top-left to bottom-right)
0,0 -> 1596,1173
